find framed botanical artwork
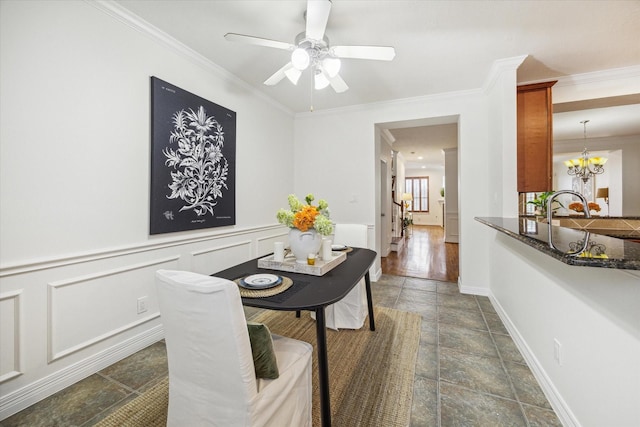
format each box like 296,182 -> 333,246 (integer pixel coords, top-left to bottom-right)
150,77 -> 236,235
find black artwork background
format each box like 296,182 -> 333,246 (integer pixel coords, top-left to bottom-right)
150,76 -> 236,235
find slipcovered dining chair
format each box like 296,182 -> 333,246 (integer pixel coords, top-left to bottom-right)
312,223 -> 369,330
155,269 -> 313,426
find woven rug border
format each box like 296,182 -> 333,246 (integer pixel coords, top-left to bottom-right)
96,306 -> 421,427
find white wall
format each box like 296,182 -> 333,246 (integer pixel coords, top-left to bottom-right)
621,140 -> 640,215
293,109 -> 375,224
405,167 -> 444,226
2,1 -> 639,424
486,65 -> 640,426
377,132 -> 394,256
293,58 -> 640,427
490,235 -> 640,426
0,1 -> 295,418
293,78 -> 491,302
291,59 -> 533,294
443,147 -> 460,243
553,134 -> 640,217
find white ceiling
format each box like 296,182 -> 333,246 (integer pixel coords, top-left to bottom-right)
393,99 -> 640,171
113,0 -> 640,166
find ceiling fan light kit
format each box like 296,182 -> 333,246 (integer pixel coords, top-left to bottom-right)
224,0 -> 395,97
322,57 -> 341,77
314,69 -> 330,90
291,47 -> 311,70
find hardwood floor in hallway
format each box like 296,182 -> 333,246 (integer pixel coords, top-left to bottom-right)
381,225 -> 459,282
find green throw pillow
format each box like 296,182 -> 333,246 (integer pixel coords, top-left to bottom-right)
246,322 -> 279,379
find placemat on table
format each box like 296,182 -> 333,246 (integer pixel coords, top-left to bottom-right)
264,280 -> 309,303
233,275 -> 294,298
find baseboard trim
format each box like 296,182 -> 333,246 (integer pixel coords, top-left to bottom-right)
488,294 -> 580,427
371,266 -> 382,282
0,326 -> 164,421
458,277 -> 489,296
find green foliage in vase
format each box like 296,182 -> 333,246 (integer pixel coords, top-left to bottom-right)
527,191 -> 564,215
276,194 -> 333,236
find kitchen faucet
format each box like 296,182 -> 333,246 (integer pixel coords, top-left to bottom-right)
546,190 -> 591,254
546,190 -> 591,224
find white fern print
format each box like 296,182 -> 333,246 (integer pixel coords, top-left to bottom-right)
162,106 -> 229,217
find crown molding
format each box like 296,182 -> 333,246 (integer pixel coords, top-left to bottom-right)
86,0 -> 293,116
381,128 -> 396,144
519,65 -> 640,89
483,55 -> 529,93
554,65 -> 640,88
296,87 -> 482,118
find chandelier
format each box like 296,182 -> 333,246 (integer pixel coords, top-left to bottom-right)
564,120 -> 607,183
569,236 -> 607,258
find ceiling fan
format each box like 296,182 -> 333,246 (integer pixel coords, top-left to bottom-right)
224,0 -> 395,94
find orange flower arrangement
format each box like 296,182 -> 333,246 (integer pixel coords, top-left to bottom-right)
568,202 -> 601,212
276,194 -> 334,235
293,205 -> 319,231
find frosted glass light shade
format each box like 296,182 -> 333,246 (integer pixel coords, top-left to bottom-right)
322,57 -> 341,77
589,157 -> 607,166
291,48 -> 310,70
314,72 -> 330,89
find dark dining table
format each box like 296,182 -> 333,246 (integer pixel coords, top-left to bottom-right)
214,247 -> 377,427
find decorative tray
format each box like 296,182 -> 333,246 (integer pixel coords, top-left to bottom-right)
257,251 -> 347,276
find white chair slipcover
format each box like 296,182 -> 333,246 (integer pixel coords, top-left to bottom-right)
312,223 -> 369,330
155,269 -> 312,426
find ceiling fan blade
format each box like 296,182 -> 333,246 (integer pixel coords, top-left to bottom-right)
328,74 -> 348,93
322,69 -> 348,93
305,0 -> 331,41
284,67 -> 302,85
331,45 -> 396,61
264,63 -> 293,86
224,33 -> 294,51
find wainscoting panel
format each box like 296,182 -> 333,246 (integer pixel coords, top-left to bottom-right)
0,225 -> 286,420
0,290 -> 22,383
47,256 -> 179,363
256,231 -> 290,258
191,240 -> 252,275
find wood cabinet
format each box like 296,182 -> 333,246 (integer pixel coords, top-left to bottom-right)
517,81 -> 557,192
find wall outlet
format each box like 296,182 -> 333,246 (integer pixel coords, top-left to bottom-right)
137,296 -> 148,314
553,338 -> 562,365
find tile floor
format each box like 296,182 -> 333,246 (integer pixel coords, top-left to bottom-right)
1,275 -> 562,427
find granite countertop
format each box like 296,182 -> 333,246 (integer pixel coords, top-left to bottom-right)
475,217 -> 640,270
519,215 -> 640,241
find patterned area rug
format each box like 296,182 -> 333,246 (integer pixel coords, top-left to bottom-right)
96,306 -> 421,427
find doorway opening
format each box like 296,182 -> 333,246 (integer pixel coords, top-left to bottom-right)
376,116 -> 460,283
